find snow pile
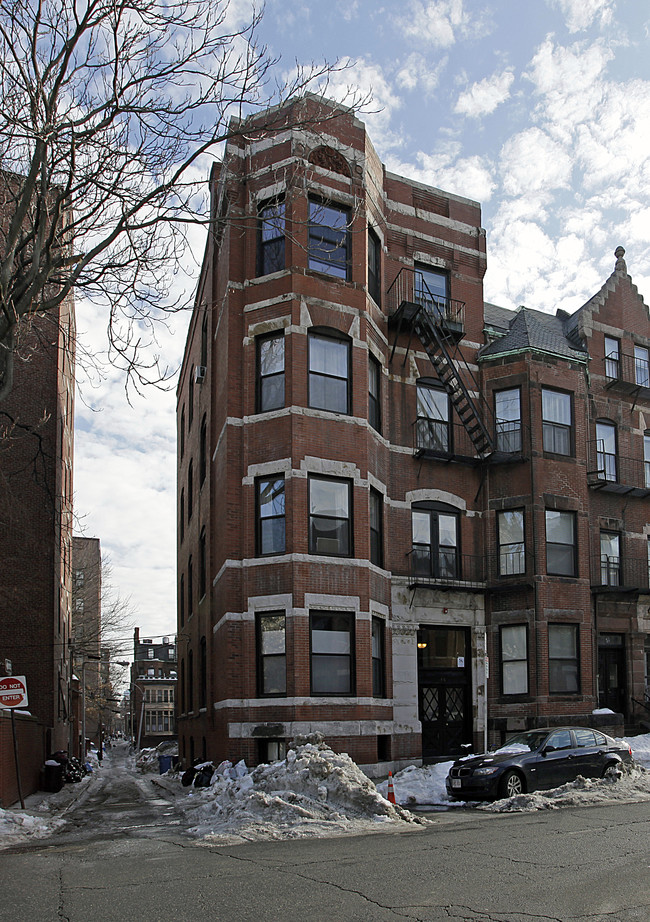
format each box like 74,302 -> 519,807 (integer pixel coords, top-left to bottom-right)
376,762 -> 454,806
0,807 -> 64,843
626,733 -> 650,768
180,734 -> 426,843
485,764 -> 650,813
136,740 -> 178,773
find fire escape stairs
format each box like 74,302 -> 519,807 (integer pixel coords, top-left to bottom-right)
412,307 -> 494,459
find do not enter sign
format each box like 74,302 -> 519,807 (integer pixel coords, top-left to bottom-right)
0,675 -> 28,709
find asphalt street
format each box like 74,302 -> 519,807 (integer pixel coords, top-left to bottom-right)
2,746 -> 650,921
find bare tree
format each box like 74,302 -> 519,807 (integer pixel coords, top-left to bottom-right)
0,0 -> 359,402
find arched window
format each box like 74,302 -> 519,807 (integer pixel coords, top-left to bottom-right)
412,501 -> 459,580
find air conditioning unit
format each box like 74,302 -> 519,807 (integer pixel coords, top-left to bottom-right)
195,365 -> 207,384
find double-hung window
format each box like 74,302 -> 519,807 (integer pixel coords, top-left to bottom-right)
414,265 -> 448,317
545,510 -> 577,576
412,505 -> 459,580
495,388 -> 522,453
604,336 -> 620,379
500,625 -> 528,695
370,488 -> 383,568
257,612 -> 287,696
309,476 -> 351,557
600,531 -> 620,586
256,476 -> 286,556
308,331 -> 350,414
548,624 -> 579,693
498,509 -> 525,576
635,345 -> 650,387
416,381 -> 450,452
368,227 -> 381,304
257,332 -> 285,413
645,431 -> 650,489
308,200 -> 349,279
258,201 -> 285,276
542,388 -> 572,455
372,617 -> 385,698
310,611 -> 354,695
368,354 -> 381,432
596,420 -> 617,482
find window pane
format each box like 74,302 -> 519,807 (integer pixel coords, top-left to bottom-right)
417,385 -> 448,420
495,388 -> 520,422
260,202 -> 285,240
542,389 -> 571,424
261,518 -> 285,555
310,336 -> 348,377
260,375 -> 284,412
547,544 -> 575,575
311,655 -> 351,694
549,661 -> 578,693
312,628 -> 351,655
259,478 -> 285,517
503,660 -> 528,695
502,625 -> 527,661
260,335 -> 284,376
438,514 -> 457,547
263,656 -> 286,695
309,373 -> 348,413
549,625 -> 577,658
635,346 -> 650,386
499,510 -> 524,544
546,510 -> 574,544
412,511 -> 430,545
310,517 -> 349,555
310,479 -> 348,517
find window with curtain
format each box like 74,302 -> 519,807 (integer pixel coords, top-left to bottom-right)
542,389 -> 572,455
309,477 -> 351,556
600,531 -> 620,586
548,624 -> 579,693
308,331 -> 350,414
545,510 -> 576,576
310,611 -> 354,695
500,625 -> 528,695
257,612 -> 287,696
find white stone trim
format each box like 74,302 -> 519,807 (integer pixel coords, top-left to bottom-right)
227,718 -> 394,737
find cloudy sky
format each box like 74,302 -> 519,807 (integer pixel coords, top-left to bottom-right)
74,0 -> 650,645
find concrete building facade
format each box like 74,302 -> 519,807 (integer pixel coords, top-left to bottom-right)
176,97 -> 650,774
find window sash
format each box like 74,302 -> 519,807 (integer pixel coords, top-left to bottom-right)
369,356 -> 381,432
370,489 -> 383,568
372,618 -> 385,697
542,390 -> 572,455
257,333 -> 285,412
495,388 -> 522,452
545,511 -> 576,576
259,202 -> 285,276
549,625 -> 579,693
309,478 -> 351,556
605,337 -> 620,378
635,346 -> 650,387
257,477 -> 286,556
258,613 -> 286,696
310,612 -> 354,695
501,624 -> 528,695
309,334 -> 349,413
498,510 -> 525,575
309,201 -> 349,278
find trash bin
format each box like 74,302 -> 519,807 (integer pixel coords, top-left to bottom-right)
43,760 -> 64,793
158,754 -> 173,774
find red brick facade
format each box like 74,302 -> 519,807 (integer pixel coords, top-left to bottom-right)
177,97 -> 650,773
0,301 -> 75,804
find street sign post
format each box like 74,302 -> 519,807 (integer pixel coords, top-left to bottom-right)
0,675 -> 28,808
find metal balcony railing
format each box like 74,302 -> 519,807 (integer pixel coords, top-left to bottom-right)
596,350 -> 650,393
414,417 -> 529,462
587,440 -> 650,496
386,266 -> 465,332
590,555 -> 650,591
406,549 -> 485,589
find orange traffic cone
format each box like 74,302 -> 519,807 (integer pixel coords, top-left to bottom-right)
387,770 -> 396,804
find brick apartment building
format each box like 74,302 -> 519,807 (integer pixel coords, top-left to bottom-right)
176,95 -> 650,774
0,299 -> 75,804
71,536 -> 103,750
129,630 -> 177,749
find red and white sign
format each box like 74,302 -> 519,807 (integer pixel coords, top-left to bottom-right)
0,675 -> 28,709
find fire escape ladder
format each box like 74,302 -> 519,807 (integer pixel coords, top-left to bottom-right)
413,307 -> 494,458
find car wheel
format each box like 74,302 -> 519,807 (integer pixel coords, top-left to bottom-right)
602,762 -> 620,780
499,769 -> 525,798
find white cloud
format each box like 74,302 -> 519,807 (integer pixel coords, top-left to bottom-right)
547,0 -> 615,33
499,127 -> 573,198
454,69 -> 515,118
396,53 -> 447,97
398,0 -> 480,47
386,149 -> 496,203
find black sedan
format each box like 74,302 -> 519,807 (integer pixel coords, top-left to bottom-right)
446,727 -> 633,801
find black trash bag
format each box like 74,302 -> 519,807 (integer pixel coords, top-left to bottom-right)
193,764 -> 215,787
181,766 -> 197,787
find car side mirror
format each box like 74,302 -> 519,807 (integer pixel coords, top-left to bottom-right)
541,746 -> 554,755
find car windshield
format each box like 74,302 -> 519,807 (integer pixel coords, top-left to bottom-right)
496,730 -> 550,753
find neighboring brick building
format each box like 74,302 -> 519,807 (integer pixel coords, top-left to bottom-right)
0,300 -> 75,804
72,536 -> 102,751
176,95 -> 650,774
129,630 -> 177,749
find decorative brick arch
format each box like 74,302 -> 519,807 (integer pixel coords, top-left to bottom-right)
308,145 -> 351,178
